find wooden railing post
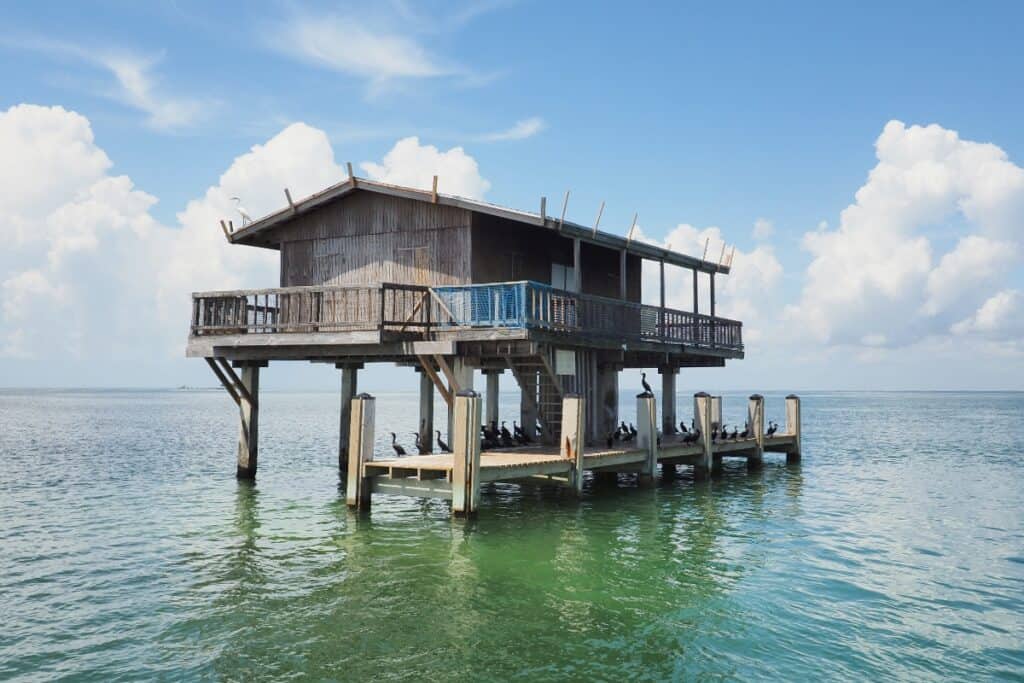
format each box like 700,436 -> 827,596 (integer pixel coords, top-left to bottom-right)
561,394 -> 585,495
451,390 -> 482,517
346,393 -> 376,511
785,394 -> 802,463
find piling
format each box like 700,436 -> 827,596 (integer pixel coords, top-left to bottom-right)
561,394 -> 586,495
337,362 -> 361,471
786,394 -> 802,463
693,392 -> 713,479
636,392 -> 658,485
659,365 -> 678,435
346,393 -> 376,510
748,394 -> 765,469
451,390 -> 482,517
235,362 -> 263,479
417,368 -> 434,452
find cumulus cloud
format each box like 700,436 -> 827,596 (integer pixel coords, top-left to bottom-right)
0,105 -> 495,362
951,289 -> 1023,339
361,136 -> 491,199
786,120 -> 1024,348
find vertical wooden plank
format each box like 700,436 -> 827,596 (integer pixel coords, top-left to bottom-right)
236,365 -> 260,479
419,369 -> 435,452
572,237 -> 582,293
337,364 -> 360,472
619,249 -> 627,300
451,391 -> 482,517
346,393 -> 375,510
561,395 -> 586,495
659,366 -> 677,434
484,370 -> 501,429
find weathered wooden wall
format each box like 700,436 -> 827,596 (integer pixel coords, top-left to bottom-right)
273,191 -> 473,287
470,214 -> 642,301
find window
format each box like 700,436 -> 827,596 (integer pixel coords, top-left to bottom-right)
551,263 -> 577,292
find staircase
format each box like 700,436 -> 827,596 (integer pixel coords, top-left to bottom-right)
505,353 -> 564,444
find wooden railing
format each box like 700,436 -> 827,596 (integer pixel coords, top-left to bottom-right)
191,281 -> 743,351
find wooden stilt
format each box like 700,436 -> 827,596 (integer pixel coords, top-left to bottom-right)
484,369 -> 501,429
748,393 -> 765,469
597,363 -> 619,441
336,363 -> 361,472
451,390 -> 482,517
636,393 -> 657,485
694,392 -> 713,480
519,368 -> 539,441
786,394 -> 802,463
659,365 -> 677,434
235,363 -> 262,479
561,394 -> 585,495
346,393 -> 375,510
418,368 -> 435,452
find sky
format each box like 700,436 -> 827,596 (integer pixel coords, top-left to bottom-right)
1,0 -> 1022,391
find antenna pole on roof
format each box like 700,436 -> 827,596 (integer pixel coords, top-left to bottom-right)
718,242 -> 727,266
284,188 -> 296,214
540,196 -> 547,224
431,175 -> 439,204
592,200 -> 605,237
728,246 -> 736,268
702,238 -> 710,261
558,190 -> 570,231
346,162 -> 356,187
626,213 -> 639,243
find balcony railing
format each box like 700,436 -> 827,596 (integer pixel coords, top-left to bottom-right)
191,281 -> 742,351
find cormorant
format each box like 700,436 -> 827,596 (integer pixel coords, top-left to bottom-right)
390,432 -> 406,456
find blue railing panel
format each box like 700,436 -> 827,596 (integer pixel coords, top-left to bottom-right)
433,282 -> 527,328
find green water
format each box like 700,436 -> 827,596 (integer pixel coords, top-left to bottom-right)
1,390 -> 1022,680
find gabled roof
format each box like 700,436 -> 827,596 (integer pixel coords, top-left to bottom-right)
229,176 -> 732,274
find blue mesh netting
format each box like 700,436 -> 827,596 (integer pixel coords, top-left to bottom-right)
434,283 -> 526,327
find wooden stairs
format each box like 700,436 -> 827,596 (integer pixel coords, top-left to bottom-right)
505,352 -> 564,444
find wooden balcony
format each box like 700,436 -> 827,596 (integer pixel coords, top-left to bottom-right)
189,281 -> 743,354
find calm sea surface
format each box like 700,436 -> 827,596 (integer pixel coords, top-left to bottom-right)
1,389 -> 1022,681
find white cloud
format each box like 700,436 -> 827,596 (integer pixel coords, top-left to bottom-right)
277,14 -> 456,84
475,117 -> 545,142
361,136 -> 491,199
752,217 -> 774,240
951,289 -> 1023,339
786,120 -> 1024,348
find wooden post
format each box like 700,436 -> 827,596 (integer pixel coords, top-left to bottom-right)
519,368 -> 538,440
693,392 -> 713,480
597,364 -> 619,440
346,393 -> 375,510
636,393 -> 657,485
484,369 -> 501,429
336,363 -> 360,472
619,249 -> 627,300
418,368 -> 435,452
659,366 -> 677,434
711,395 -> 722,432
561,394 -> 585,495
786,394 -> 802,463
235,363 -> 262,479
748,393 -> 765,469
451,390 -> 482,517
659,260 -> 666,338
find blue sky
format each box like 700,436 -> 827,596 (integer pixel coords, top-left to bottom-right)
1,1 -> 1022,390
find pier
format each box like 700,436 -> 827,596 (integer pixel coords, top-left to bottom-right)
189,175 -> 801,515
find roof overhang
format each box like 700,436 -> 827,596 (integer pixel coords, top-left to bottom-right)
228,177 -> 731,275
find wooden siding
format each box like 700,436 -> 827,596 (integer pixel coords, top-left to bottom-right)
272,191 -> 472,287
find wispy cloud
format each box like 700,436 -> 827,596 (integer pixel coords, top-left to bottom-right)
1,37 -> 207,130
474,116 -> 545,142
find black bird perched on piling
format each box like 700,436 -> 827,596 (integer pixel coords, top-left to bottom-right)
413,432 -> 428,454
390,432 -> 407,456
435,430 -> 450,453
641,372 -> 653,395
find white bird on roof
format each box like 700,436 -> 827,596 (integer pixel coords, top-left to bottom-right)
231,196 -> 252,226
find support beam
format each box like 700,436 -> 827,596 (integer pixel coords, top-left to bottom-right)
636,393 -> 657,485
561,394 -> 585,495
418,368 -> 434,453
451,390 -> 482,517
748,394 -> 765,469
336,363 -> 360,472
346,393 -> 375,511
619,249 -> 627,300
659,366 -> 677,434
236,364 -> 261,479
519,367 -> 539,440
597,364 -> 619,440
693,392 -> 713,480
205,357 -> 240,405
417,355 -> 451,407
786,394 -> 802,463
659,260 -> 666,338
692,268 -> 699,316
484,369 -> 501,430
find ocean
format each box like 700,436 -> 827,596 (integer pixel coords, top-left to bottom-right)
1,389 -> 1022,680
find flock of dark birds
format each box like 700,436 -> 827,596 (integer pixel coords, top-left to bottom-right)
387,373 -> 781,458
389,419 -> 535,457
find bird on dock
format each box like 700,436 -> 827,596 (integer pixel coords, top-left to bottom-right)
413,432 -> 428,454
390,432 -> 407,456
230,197 -> 253,226
480,426 -> 497,450
500,421 -> 513,442
730,426 -> 739,440
683,428 -> 700,444
720,424 -> 729,441
641,372 -> 653,395
513,420 -> 530,444
629,423 -> 638,438
679,421 -> 689,434
740,422 -> 749,439
622,425 -> 635,443
435,430 -> 450,453
766,421 -> 778,437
